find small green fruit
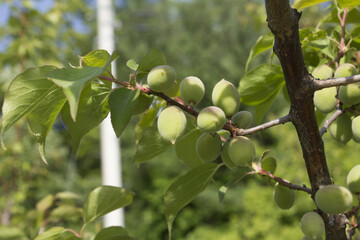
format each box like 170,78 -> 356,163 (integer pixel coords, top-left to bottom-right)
221,141 -> 237,169
231,111 -> 253,129
197,106 -> 226,133
300,212 -> 325,239
157,106 -> 186,144
329,114 -> 352,144
339,84 -> 360,106
228,136 -> 255,166
212,79 -> 240,117
314,87 -> 337,114
261,156 -> 277,174
273,183 -> 296,210
133,92 -> 154,115
180,76 -> 205,105
147,65 -> 176,92
347,165 -> 360,194
312,65 -> 333,80
196,133 -> 222,162
334,63 -> 357,79
352,116 -> 360,142
315,185 -> 353,215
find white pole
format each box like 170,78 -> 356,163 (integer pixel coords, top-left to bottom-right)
96,0 -> 124,227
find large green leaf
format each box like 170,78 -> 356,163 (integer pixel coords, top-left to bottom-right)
254,89 -> 281,124
293,0 -> 329,9
322,6 -> 360,23
62,82 -> 111,154
134,125 -> 173,164
1,66 -> 59,144
83,186 -> 133,224
0,226 -> 27,240
174,127 -> 203,168
164,163 -> 221,238
27,86 -> 67,163
94,226 -> 134,240
134,106 -> 158,144
239,64 -> 284,106
136,48 -> 166,80
34,227 -> 80,240
108,88 -> 140,137
47,54 -> 113,121
245,32 -> 274,72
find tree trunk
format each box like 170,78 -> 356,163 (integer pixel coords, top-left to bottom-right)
264,1 -> 347,239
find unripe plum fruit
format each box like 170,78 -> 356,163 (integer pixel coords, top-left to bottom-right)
133,92 -> 154,115
352,116 -> 360,142
273,183 -> 296,210
312,64 -> 333,80
180,76 -> 205,105
231,111 -> 253,129
261,156 -> 277,174
212,79 -> 240,117
334,63 -> 357,79
221,141 -> 237,169
315,184 -> 353,215
329,114 -> 352,144
197,106 -> 226,133
196,133 -> 222,162
300,212 -> 325,239
335,64 -> 360,106
147,65 -> 176,92
312,65 -> 336,114
157,106 -> 186,144
228,136 -> 255,167
347,165 -> 360,194
314,87 -> 337,114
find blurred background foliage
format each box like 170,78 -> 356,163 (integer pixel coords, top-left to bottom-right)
0,0 -> 359,239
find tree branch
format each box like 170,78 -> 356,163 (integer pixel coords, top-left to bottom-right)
314,74 -> 360,90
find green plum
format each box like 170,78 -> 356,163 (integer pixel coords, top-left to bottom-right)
180,76 -> 205,105
197,106 -> 226,133
315,184 -> 353,215
212,79 -> 240,117
157,106 -> 186,144
147,65 -> 176,92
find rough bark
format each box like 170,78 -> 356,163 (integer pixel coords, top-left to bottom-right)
264,1 -> 347,239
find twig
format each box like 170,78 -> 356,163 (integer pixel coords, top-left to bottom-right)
313,74 -> 360,90
257,168 -> 312,194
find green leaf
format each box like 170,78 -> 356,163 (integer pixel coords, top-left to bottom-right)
245,32 -> 274,72
36,194 -> 54,212
83,186 -> 133,224
164,163 -> 221,238
94,226 -> 134,240
308,38 -> 336,59
136,48 -> 166,80
300,28 -> 327,45
254,89 -> 281,124
322,7 -> 360,23
47,54 -> 113,121
352,26 -> 360,43
134,125 -> 173,164
34,227 -> 80,240
338,0 -> 360,10
108,88 -> 140,138
1,66 -> 58,140
26,85 -> 67,163
239,64 -> 285,105
134,106 -> 158,144
62,82 -> 110,153
126,59 -> 138,71
293,0 -> 329,9
218,167 -> 251,203
175,127 -> 203,168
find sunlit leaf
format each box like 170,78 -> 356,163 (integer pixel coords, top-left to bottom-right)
338,0 -> 360,10
62,82 -> 111,153
239,64 -> 284,105
164,163 -> 221,238
0,226 -> 27,240
134,106 -> 158,144
293,0 -> 329,9
126,59 -> 139,71
108,88 -> 140,137
245,32 -> 274,72
34,227 -> 80,240
83,186 -> 133,224
136,48 -> 166,80
47,54 -> 113,121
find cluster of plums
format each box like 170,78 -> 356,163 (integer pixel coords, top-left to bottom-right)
144,65 -> 255,167
313,63 -> 360,144
272,164 -> 360,239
